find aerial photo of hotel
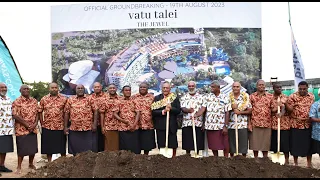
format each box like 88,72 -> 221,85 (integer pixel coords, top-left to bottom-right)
52,27 -> 261,95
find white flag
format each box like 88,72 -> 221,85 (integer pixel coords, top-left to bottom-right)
291,25 -> 305,91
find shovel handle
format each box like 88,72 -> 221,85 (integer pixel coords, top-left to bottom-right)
277,97 -> 281,153
235,114 -> 238,155
192,113 -> 198,156
190,101 -> 198,156
165,110 -> 170,148
203,131 -> 209,157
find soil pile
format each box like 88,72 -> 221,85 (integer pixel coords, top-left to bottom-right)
24,151 -> 320,178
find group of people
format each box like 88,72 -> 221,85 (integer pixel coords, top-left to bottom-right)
188,80 -> 319,169
0,79 -> 320,176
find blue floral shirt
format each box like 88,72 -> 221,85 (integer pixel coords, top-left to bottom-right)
310,100 -> 320,141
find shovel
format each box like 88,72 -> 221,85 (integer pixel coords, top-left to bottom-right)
159,109 -> 173,158
202,131 -> 209,157
271,97 -> 285,165
191,112 -> 203,158
234,114 -> 239,156
202,109 -> 209,157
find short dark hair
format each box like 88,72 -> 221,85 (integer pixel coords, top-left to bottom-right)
49,82 -> 58,87
162,81 -> 171,88
121,85 -> 131,92
256,79 -> 265,85
211,80 -> 220,87
272,82 -> 281,87
108,83 -> 116,87
139,82 -> 149,88
298,81 -> 308,87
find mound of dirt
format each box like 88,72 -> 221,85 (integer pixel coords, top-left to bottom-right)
24,151 -> 320,178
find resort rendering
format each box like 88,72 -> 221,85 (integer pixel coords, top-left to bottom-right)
52,28 -> 261,95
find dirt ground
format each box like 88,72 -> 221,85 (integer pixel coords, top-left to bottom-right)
2,130 -> 320,178
23,151 -> 320,178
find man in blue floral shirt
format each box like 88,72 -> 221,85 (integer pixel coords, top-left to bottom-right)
310,89 -> 320,158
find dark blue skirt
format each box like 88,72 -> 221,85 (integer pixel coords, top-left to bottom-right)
16,133 -> 38,156
68,130 -> 97,156
0,135 -> 13,153
41,127 -> 66,155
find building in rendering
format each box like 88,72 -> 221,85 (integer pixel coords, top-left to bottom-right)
106,44 -> 149,89
106,32 -> 206,90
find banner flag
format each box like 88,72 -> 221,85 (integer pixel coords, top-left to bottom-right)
290,25 -> 305,91
0,36 -> 23,100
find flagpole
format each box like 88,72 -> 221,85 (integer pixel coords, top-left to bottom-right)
288,2 -> 291,25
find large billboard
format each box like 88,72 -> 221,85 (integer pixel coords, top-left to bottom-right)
51,2 -> 261,96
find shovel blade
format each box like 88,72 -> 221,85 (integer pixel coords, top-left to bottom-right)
271,152 -> 286,165
191,153 -> 203,158
159,147 -> 173,158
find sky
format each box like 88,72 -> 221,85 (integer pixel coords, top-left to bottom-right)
0,2 -> 318,83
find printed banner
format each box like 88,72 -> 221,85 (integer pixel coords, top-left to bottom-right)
51,2 -> 262,96
0,36 -> 23,100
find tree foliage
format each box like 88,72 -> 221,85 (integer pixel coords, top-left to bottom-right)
234,44 -> 247,56
25,81 -> 50,101
148,75 -> 159,89
205,28 -> 262,91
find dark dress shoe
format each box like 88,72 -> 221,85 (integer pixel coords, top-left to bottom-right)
0,166 -> 13,172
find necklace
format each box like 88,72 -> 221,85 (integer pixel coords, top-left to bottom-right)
229,92 -> 248,111
151,93 -> 177,110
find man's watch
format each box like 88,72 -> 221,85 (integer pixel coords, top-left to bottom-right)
223,124 -> 228,128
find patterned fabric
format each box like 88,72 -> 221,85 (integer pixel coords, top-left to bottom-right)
0,96 -> 14,136
132,93 -> 154,130
250,92 -> 273,128
287,92 -> 314,129
151,93 -> 176,110
226,92 -> 252,129
202,93 -> 228,130
90,92 -> 107,126
99,94 -> 123,131
271,94 -> 291,130
38,94 -> 67,130
180,93 -> 204,128
12,96 -> 38,136
310,100 -> 320,141
113,98 -> 138,131
64,95 -> 96,131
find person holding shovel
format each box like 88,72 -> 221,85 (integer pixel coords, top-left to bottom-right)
270,82 -> 291,165
151,81 -> 181,158
285,81 -> 314,168
195,81 -> 230,158
249,80 -> 273,159
226,82 -> 252,157
180,81 -> 205,156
